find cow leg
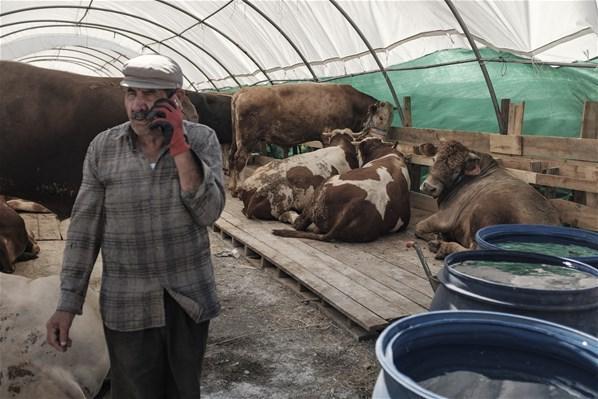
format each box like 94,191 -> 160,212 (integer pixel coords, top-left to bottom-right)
17,229 -> 40,261
415,212 -> 449,242
278,210 -> 300,225
0,238 -> 17,273
292,213 -> 312,231
433,241 -> 474,259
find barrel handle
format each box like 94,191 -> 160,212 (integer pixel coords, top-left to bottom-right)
412,242 -> 440,292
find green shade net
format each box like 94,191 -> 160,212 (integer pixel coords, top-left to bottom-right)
332,48 -> 598,137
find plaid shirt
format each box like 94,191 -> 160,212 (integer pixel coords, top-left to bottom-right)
58,121 -> 225,331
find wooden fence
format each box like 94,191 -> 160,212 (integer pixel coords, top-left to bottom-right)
388,99 -> 598,231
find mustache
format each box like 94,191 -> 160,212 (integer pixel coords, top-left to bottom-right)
131,110 -> 150,121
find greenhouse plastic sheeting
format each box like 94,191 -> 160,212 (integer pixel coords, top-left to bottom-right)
333,48 -> 598,137
1,0 -> 597,135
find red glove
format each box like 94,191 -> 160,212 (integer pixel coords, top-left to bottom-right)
148,98 -> 190,156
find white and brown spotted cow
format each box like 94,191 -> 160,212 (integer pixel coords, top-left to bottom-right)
238,130 -> 360,224
229,83 -> 392,193
0,274 -> 108,398
273,138 -> 411,242
0,200 -> 39,273
415,140 -> 560,258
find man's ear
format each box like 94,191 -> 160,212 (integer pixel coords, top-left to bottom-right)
464,152 -> 481,176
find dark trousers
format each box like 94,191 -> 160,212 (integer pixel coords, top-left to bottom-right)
104,292 -> 210,399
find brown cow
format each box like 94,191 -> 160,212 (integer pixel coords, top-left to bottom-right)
0,61 -> 198,219
0,200 -> 40,273
415,140 -> 560,258
239,130 -> 360,224
229,83 -> 391,193
273,138 -> 411,242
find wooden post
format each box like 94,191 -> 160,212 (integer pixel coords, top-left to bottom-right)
403,96 -> 412,128
490,101 -> 524,155
573,101 -> 598,207
507,102 -> 525,136
499,98 -> 511,134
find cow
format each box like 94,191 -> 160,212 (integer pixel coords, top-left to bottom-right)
272,138 -> 411,242
0,61 -> 198,220
414,140 -> 561,258
228,83 -> 391,193
186,91 -> 233,171
238,130 -> 360,224
0,200 -> 40,273
0,273 -> 108,398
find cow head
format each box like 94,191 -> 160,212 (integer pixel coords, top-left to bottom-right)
419,140 -> 481,198
357,137 -> 395,165
320,129 -> 354,147
362,101 -> 394,136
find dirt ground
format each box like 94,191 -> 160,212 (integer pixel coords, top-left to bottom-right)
203,231 -> 379,399
15,220 -> 380,399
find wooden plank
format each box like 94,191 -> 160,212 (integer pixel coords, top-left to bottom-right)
507,102 -> 525,136
391,127 -> 490,153
403,96 -> 412,127
490,134 -> 522,155
550,199 -> 598,231
410,191 -> 438,212
405,152 -> 598,193
504,169 -> 598,194
221,209 -> 406,320
521,136 -> 598,162
215,217 -> 388,331
499,99 -> 510,134
391,127 -> 598,163
580,101 -> 598,139
575,101 -> 598,206
302,240 -> 432,309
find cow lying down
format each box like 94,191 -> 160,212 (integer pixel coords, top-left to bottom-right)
273,138 -> 411,242
415,140 -> 560,258
0,274 -> 108,398
0,200 -> 40,273
238,130 -> 360,224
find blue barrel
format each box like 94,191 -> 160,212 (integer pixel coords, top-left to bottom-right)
429,250 -> 598,336
373,311 -> 598,399
475,224 -> 598,267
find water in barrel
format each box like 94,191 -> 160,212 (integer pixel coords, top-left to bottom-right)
399,344 -> 596,398
452,260 -> 598,290
495,241 -> 598,258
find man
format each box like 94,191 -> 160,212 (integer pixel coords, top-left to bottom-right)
46,54 -> 225,398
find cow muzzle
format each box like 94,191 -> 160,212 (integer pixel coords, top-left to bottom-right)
420,179 -> 443,198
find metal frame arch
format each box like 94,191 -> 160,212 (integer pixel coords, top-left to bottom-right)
328,0 -> 406,126
241,0 -> 318,82
18,56 -> 113,77
19,47 -> 124,74
444,0 -> 505,133
156,0 -> 274,86
69,45 -> 129,66
0,5 -> 241,89
0,20 -> 208,91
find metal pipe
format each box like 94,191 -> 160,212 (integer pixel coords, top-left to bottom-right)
444,0 -> 505,133
329,0 -> 406,126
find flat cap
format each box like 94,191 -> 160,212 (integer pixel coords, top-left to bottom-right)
120,54 -> 183,89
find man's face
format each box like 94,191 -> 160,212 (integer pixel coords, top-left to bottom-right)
123,87 -> 169,135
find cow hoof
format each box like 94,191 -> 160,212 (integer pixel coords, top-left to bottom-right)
428,240 -> 441,253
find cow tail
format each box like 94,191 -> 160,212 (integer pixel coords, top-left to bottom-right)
271,229 -> 331,242
229,94 -> 239,172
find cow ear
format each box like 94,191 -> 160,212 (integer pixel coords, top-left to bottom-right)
464,152 -> 481,176
418,143 -> 437,157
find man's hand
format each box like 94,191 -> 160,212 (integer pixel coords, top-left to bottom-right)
46,311 -> 75,352
148,97 -> 190,156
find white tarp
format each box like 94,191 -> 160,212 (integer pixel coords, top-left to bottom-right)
1,0 -> 596,90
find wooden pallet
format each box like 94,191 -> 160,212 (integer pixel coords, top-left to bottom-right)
214,196 -> 442,340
